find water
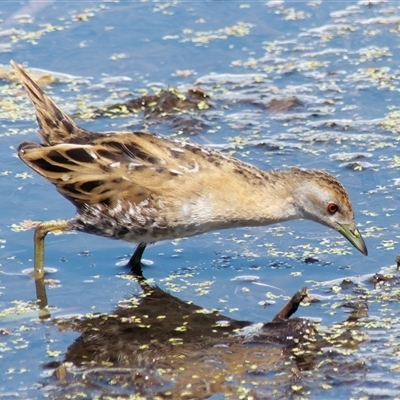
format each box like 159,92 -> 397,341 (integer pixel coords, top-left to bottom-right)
1,0 -> 400,398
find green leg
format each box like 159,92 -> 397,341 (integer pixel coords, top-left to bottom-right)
34,220 -> 70,312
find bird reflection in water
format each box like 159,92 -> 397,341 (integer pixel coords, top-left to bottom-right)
38,277 -> 366,399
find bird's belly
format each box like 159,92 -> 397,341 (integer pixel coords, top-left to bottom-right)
72,200 -> 226,244
72,198 -> 258,244
73,213 -> 225,243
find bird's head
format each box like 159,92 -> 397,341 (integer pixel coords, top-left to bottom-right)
292,168 -> 367,256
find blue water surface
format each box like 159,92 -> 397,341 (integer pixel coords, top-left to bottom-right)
1,1 -> 400,398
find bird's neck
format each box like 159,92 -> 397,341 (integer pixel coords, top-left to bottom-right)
204,169 -> 305,229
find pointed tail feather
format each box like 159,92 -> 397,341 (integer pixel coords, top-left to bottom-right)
11,61 -> 80,145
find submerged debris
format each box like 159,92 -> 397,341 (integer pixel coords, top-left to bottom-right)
395,255 -> 400,270
272,286 -> 310,322
92,86 -> 211,119
265,97 -> 303,113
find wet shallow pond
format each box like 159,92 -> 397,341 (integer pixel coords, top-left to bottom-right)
1,1 -> 400,398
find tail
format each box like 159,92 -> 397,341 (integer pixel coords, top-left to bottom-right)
11,61 -> 81,145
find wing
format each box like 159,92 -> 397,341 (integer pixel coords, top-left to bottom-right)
18,131 -> 266,209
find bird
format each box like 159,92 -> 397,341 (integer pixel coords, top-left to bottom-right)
12,61 -> 367,279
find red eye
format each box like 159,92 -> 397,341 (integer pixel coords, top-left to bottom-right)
327,203 -> 338,215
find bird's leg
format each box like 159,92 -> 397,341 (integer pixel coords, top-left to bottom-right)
34,220 -> 70,279
34,220 -> 70,312
126,242 -> 147,276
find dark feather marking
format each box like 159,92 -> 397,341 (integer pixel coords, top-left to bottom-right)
47,150 -> 76,165
97,149 -> 121,161
52,104 -> 65,121
43,116 -> 58,130
65,148 -> 95,163
99,164 -> 112,173
146,155 -> 163,165
33,158 -> 71,173
108,141 -> 162,164
62,184 -> 83,196
129,164 -> 146,171
117,227 -> 129,236
62,119 -> 75,134
80,180 -> 104,193
101,198 -> 112,207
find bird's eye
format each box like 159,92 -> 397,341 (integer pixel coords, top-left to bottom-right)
327,202 -> 338,215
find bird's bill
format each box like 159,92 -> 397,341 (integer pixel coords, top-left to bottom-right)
338,223 -> 368,256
